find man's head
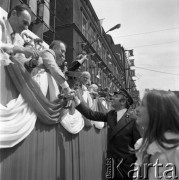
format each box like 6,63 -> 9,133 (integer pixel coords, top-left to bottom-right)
8,4 -> 31,34
79,71 -> 91,85
111,89 -> 133,111
49,40 -> 66,66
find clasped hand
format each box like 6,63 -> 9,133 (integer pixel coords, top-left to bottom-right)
60,89 -> 80,106
2,46 -> 39,59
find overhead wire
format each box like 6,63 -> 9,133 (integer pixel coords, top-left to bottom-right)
134,66 -> 179,76
135,64 -> 179,69
126,41 -> 179,48
113,27 -> 179,38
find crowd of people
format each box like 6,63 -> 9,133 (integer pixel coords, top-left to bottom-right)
0,4 -> 179,180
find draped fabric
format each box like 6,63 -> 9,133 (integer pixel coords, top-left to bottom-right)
59,109 -> 84,134
0,54 -> 87,148
0,55 -> 108,180
0,54 -> 109,149
91,98 -> 106,129
0,53 -> 37,148
32,67 -> 85,134
76,89 -> 93,127
0,9 -> 108,179
0,95 -> 36,148
6,56 -> 68,125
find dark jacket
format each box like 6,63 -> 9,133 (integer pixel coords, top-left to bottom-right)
76,102 -> 141,179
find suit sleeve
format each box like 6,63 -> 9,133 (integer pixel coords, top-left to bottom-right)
76,102 -> 108,122
41,50 -> 69,88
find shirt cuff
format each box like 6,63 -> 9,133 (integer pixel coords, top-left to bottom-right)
60,81 -> 69,89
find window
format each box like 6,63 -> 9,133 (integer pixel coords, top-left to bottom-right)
88,25 -> 92,42
102,47 -> 106,62
92,33 -> 97,51
82,13 -> 88,39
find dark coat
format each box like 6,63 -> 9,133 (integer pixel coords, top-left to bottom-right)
76,102 -> 141,179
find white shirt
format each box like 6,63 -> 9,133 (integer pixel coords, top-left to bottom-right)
117,108 -> 127,122
0,17 -> 24,47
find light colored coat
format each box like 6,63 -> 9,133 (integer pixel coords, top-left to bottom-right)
134,132 -> 179,180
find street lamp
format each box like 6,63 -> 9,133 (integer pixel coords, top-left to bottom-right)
89,23 -> 121,46
105,24 -> 121,34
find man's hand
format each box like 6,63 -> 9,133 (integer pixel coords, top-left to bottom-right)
63,87 -> 75,98
76,54 -> 88,64
1,46 -> 39,59
73,93 -> 81,107
1,46 -> 13,55
12,46 -> 39,59
61,88 -> 75,108
29,56 -> 43,68
22,47 -> 39,59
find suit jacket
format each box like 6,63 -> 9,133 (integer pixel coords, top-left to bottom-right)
76,102 -> 141,179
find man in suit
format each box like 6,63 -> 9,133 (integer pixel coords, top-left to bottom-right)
31,40 -> 75,101
73,88 -> 141,180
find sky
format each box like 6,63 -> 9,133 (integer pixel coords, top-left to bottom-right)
90,0 -> 179,97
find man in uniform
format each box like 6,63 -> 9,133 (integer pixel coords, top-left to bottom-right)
73,88 -> 141,180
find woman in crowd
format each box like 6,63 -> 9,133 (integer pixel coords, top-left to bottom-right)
134,89 -> 179,180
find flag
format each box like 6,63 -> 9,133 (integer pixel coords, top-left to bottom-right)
99,18 -> 105,34
130,69 -> 135,77
129,59 -> 135,66
128,49 -> 134,56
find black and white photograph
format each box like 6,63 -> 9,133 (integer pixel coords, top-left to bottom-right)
0,0 -> 179,180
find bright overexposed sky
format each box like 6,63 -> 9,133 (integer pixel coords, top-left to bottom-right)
90,0 -> 179,97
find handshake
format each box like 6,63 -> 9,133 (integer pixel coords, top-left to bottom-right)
59,89 -> 80,108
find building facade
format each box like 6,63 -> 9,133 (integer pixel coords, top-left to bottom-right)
43,0 -> 127,92
1,0 -> 139,98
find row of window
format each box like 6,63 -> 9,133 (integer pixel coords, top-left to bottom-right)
81,12 -> 120,77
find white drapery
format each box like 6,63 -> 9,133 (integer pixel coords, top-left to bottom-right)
0,95 -> 37,148
82,88 -> 105,130
0,58 -> 86,148
33,68 -> 85,134
0,54 -> 37,148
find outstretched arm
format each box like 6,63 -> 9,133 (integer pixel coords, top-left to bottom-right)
74,94 -> 108,122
